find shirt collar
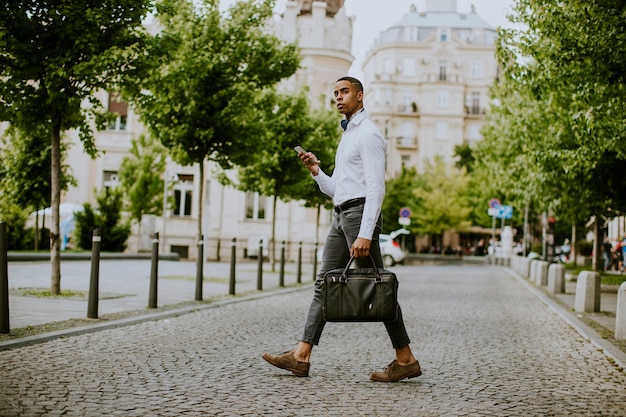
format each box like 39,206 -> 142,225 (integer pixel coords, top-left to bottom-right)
341,108 -> 366,131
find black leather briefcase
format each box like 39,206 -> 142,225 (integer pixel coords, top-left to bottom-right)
322,256 -> 399,322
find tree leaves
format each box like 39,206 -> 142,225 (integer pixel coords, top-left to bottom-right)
476,0 -> 626,225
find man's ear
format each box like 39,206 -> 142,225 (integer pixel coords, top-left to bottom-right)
357,90 -> 363,102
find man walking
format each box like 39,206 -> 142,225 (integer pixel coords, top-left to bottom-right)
262,77 -> 421,382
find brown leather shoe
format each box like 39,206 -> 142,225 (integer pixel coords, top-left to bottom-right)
262,350 -> 310,377
370,360 -> 421,382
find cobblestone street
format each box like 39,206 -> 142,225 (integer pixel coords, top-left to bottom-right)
1,264 -> 625,416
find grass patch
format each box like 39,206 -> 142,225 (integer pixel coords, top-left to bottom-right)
10,287 -> 132,300
565,266 -> 626,286
601,275 -> 626,286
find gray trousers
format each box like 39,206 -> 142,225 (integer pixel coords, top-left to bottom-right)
300,205 -> 411,349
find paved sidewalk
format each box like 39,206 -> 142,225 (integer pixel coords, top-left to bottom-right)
3,258 -> 316,329
0,264 -> 624,416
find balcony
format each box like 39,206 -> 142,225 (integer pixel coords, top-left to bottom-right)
464,106 -> 486,117
396,103 -> 419,114
395,136 -> 418,149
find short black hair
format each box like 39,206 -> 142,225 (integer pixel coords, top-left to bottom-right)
336,76 -> 363,93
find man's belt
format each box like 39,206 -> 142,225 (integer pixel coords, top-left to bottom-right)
334,197 -> 366,213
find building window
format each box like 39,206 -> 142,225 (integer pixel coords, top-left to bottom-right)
246,192 -> 266,220
401,155 -> 411,167
469,124 -> 481,141
173,174 -> 193,217
471,92 -> 480,114
403,58 -> 415,76
402,121 -> 413,137
436,121 -> 448,140
403,95 -> 412,112
107,92 -> 128,131
404,27 -> 418,42
439,60 -> 447,81
471,61 -> 483,79
103,170 -> 119,189
440,30 -> 448,42
437,90 -> 449,108
383,58 -> 394,75
384,88 -> 392,106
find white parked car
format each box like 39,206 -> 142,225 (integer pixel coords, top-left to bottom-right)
380,228 -> 410,267
316,228 -> 410,267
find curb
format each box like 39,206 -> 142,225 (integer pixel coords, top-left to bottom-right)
0,285 -> 309,352
504,267 -> 626,371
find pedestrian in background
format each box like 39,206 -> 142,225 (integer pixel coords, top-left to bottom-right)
262,77 -> 421,382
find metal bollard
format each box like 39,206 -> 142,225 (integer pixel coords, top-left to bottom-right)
148,232 -> 159,309
257,244 -> 263,291
195,235 -> 204,301
313,242 -> 318,281
279,240 -> 285,287
297,241 -> 302,284
87,229 -> 101,319
0,223 -> 9,333
229,238 -> 236,295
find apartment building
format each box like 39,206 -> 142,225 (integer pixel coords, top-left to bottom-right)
362,0 -> 498,177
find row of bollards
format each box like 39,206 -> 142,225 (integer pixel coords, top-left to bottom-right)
0,225 -> 318,334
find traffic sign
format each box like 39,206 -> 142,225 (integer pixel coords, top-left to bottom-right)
399,207 -> 412,218
497,205 -> 513,219
488,198 -> 501,209
488,205 -> 513,219
398,217 -> 411,226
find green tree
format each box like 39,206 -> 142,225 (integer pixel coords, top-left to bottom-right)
235,91 -> 340,266
412,157 -> 472,250
381,166 -> 421,235
453,143 -> 475,173
0,0 -> 151,293
118,134 -> 166,247
129,0 -> 300,249
476,0 -> 626,268
0,125 -> 75,250
291,104 -> 342,245
74,187 -> 131,252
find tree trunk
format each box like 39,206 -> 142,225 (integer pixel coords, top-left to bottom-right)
592,217 -> 602,271
570,223 -> 577,265
34,210 -> 39,251
197,159 -> 204,259
50,122 -> 62,295
270,195 -> 277,272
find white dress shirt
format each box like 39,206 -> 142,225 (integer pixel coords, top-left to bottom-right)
313,109 -> 386,240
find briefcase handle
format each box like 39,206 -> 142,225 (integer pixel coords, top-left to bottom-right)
341,255 -> 382,282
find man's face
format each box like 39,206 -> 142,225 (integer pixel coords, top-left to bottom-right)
334,80 -> 363,118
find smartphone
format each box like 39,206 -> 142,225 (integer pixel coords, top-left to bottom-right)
294,145 -> 320,164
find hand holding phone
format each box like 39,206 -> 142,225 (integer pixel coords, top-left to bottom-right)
294,145 -> 320,164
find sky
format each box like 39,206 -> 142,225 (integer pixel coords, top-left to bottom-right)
222,0 -> 518,78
